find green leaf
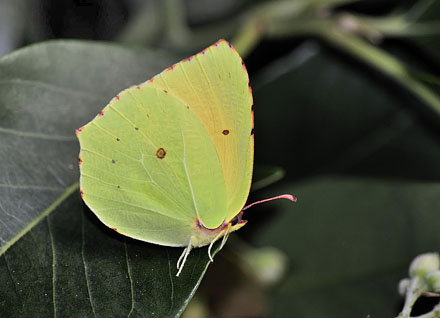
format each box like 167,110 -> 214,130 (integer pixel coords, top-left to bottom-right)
406,0 -> 440,64
253,43 -> 440,180
0,40 -> 180,253
0,0 -> 26,56
251,177 -> 440,317
0,40 -> 286,316
0,40 -> 211,316
243,43 -> 440,317
251,165 -> 285,192
0,193 -> 213,317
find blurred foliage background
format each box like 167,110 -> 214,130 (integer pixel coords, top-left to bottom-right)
1,0 -> 440,317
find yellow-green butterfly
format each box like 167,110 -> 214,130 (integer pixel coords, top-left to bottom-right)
76,39 -> 296,276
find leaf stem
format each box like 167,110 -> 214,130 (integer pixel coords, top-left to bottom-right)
316,27 -> 440,115
232,9 -> 440,119
397,276 -> 423,317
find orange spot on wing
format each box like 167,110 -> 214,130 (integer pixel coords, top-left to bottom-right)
115,95 -> 120,101
163,89 -> 168,93
136,85 -> 141,89
80,189 -> 84,198
75,127 -> 84,136
78,156 -> 82,165
167,65 -> 176,71
111,227 -> 119,233
98,111 -> 104,117
241,61 -> 248,73
183,56 -> 193,62
248,82 -> 254,105
148,77 -> 155,83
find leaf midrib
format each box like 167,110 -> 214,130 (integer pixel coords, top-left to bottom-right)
0,182 -> 80,256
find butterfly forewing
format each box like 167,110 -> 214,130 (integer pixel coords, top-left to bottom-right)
147,40 -> 254,223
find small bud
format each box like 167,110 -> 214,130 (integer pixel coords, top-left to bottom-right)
426,270 -> 440,292
409,253 -> 440,278
243,247 -> 288,287
398,278 -> 410,296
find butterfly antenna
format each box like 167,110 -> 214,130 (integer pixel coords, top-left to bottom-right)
242,194 -> 297,211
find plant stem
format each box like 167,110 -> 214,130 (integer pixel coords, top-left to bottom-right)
397,276 -> 422,317
317,27 -> 440,116
232,10 -> 440,119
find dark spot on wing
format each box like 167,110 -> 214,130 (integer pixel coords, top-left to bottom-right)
116,138 -> 120,142
251,128 -> 254,136
222,129 -> 230,135
112,159 -> 116,164
156,148 -> 166,159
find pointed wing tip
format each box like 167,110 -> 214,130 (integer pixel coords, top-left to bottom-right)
212,39 -> 236,51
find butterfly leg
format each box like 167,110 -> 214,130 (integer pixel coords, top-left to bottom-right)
207,223 -> 232,262
176,236 -> 194,277
177,247 -> 187,270
208,231 -> 224,262
219,224 -> 232,250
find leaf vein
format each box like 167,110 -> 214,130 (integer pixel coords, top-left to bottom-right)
124,240 -> 135,317
81,213 -> 97,317
47,217 -> 57,318
0,127 -> 76,141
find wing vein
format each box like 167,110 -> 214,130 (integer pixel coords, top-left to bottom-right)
180,128 -> 200,220
84,192 -> 188,221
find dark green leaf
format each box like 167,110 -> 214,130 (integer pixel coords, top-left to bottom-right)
0,40 -> 176,253
252,165 -> 285,192
0,40 -> 285,316
0,192 -> 213,317
253,43 -> 440,181
0,0 -> 26,56
0,40 -> 215,316
250,177 -> 439,317
243,42 -> 440,317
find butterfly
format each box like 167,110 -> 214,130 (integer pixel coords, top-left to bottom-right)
76,39 -> 295,276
